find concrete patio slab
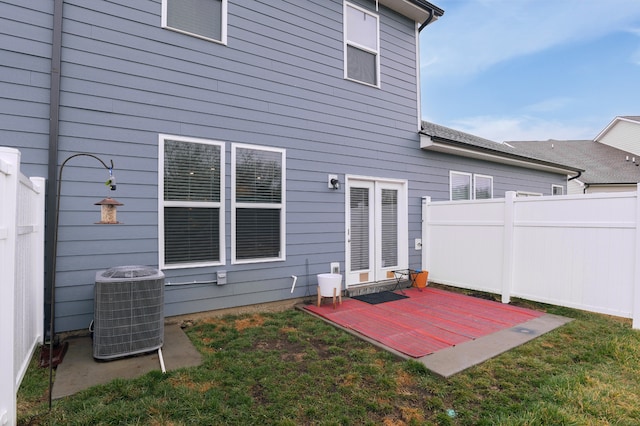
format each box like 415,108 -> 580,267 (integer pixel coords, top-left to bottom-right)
52,323 -> 202,399
300,298 -> 572,378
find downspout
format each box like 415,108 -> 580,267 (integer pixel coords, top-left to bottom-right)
567,170 -> 583,193
416,7 -> 437,129
45,0 -> 64,343
418,7 -> 436,32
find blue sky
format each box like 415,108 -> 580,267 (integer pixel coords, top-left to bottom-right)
419,0 -> 640,142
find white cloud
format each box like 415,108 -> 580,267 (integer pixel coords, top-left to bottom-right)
421,0 -> 640,78
444,115 -> 599,142
523,97 -> 573,114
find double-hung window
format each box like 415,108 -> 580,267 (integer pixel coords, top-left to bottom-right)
232,144 -> 286,263
450,171 -> 494,201
344,2 -> 380,87
159,135 -> 225,269
162,0 -> 228,44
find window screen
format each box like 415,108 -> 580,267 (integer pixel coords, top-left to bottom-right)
164,0 -> 225,43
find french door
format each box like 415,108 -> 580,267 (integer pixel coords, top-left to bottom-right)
346,177 -> 408,287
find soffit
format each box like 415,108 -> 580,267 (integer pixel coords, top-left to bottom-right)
378,0 -> 443,25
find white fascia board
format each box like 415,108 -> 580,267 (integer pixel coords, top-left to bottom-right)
594,116 -> 640,142
420,134 -> 578,175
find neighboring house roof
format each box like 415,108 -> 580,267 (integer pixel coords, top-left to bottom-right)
507,140 -> 640,185
420,121 -> 583,175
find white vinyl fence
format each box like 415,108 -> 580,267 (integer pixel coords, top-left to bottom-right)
0,148 -> 45,426
422,186 -> 640,329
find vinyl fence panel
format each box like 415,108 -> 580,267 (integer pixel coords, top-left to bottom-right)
0,147 -> 45,426
423,186 -> 640,328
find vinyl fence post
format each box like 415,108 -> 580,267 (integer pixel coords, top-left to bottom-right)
31,177 -> 46,340
421,196 -> 431,274
501,191 -> 516,304
0,147 -> 19,426
633,184 -> 640,329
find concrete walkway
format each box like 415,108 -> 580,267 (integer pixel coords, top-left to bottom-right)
52,323 -> 202,399
419,314 -> 572,377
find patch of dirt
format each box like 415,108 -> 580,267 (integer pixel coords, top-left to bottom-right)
234,314 -> 265,331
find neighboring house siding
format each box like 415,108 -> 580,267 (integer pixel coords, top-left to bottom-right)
0,1 -> 53,177
598,121 -> 640,156
422,151 -> 566,201
3,0 -> 568,332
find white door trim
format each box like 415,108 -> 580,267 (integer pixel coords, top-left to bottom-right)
345,175 -> 408,287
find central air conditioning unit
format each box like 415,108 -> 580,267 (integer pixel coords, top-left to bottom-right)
93,265 -> 165,360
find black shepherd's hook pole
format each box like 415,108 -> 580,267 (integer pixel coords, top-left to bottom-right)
48,153 -> 115,410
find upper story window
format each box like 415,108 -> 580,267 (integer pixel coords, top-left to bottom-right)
344,2 -> 380,87
162,0 -> 228,44
159,135 -> 225,269
232,144 -> 286,264
450,171 -> 494,201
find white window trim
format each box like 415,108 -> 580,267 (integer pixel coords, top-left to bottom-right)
552,184 -> 564,195
231,143 -> 286,265
343,1 -> 381,88
474,174 -> 494,199
158,134 -> 226,269
449,171 -> 472,201
161,0 -> 228,45
450,171 -> 495,200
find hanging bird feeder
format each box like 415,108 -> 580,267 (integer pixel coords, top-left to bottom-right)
94,197 -> 123,224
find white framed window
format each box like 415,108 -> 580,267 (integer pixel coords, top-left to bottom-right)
474,174 -> 493,200
232,144 -> 286,264
552,184 -> 564,195
162,0 -> 228,45
159,135 -> 225,269
450,171 -> 494,201
344,2 -> 380,87
450,171 -> 472,200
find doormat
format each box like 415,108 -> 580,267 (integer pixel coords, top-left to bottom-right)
351,291 -> 408,305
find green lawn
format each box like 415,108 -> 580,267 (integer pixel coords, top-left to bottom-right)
18,294 -> 640,425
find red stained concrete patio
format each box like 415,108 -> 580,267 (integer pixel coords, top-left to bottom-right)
302,287 -> 571,377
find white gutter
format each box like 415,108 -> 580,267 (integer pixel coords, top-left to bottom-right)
420,134 -> 580,175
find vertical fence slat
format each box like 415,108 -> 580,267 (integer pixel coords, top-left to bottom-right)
501,191 -> 516,304
0,147 -> 19,426
633,184 -> 640,329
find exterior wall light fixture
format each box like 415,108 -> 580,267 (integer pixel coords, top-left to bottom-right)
328,174 -> 340,190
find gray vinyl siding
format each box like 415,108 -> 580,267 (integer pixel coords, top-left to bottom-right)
0,1 -> 53,177
3,0 -> 567,332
